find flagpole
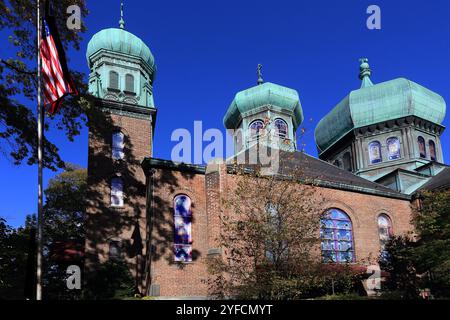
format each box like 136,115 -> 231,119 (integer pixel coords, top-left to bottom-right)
36,0 -> 44,301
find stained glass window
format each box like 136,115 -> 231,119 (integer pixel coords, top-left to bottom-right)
174,195 -> 193,262
378,214 -> 393,260
274,119 -> 288,138
111,177 -> 123,207
125,74 -> 134,92
249,120 -> 264,139
368,141 -> 382,164
429,140 -> 437,161
418,136 -> 426,158
387,137 -> 401,160
320,208 -> 355,263
109,71 -> 119,90
112,131 -> 124,160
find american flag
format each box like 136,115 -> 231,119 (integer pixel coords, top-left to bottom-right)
40,18 -> 77,115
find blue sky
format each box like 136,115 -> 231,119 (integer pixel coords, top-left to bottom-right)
1,0 -> 449,227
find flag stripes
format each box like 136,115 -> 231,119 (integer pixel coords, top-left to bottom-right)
40,19 -> 76,114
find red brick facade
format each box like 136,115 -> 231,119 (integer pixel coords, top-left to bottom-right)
84,102 -> 414,298
85,102 -> 154,292
144,163 -> 414,297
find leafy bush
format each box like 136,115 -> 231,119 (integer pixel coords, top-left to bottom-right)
83,260 -> 135,300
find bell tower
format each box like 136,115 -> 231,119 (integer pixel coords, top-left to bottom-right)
223,65 -> 304,154
84,1 -> 157,294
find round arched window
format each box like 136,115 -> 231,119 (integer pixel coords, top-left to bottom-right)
112,131 -> 125,160
249,120 -> 264,139
174,195 -> 193,262
274,119 -> 288,138
418,136 -> 426,158
369,141 -> 382,164
387,137 -> 401,160
378,214 -> 393,260
320,208 -> 355,263
429,140 -> 437,161
378,214 -> 393,246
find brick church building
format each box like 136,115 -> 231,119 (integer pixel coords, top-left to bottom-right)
84,11 -> 449,298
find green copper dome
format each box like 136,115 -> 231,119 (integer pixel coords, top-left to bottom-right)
315,77 -> 446,154
224,82 -> 304,129
86,28 -> 155,69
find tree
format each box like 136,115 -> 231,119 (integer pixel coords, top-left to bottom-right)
379,235 -> 419,299
0,214 -> 36,300
412,189 -> 450,297
0,0 -> 88,171
41,164 -> 87,300
207,161 -> 362,299
380,189 -> 450,299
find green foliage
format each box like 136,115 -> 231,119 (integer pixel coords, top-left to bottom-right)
208,166 -> 364,299
380,190 -> 450,299
379,236 -> 419,299
413,190 -> 450,297
0,215 -> 36,299
43,164 -> 87,243
42,164 -> 87,300
83,260 -> 135,300
0,0 -> 89,170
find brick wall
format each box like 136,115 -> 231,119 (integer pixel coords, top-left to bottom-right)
147,164 -> 414,297
85,109 -> 152,293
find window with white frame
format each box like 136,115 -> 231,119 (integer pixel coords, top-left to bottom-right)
112,131 -> 125,160
111,177 -> 124,207
274,118 -> 288,139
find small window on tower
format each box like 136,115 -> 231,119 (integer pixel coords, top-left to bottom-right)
125,74 -> 134,93
429,140 -> 437,161
418,136 -> 426,158
249,120 -> 264,139
111,177 -> 124,207
274,118 -> 288,139
369,141 -> 382,164
109,71 -> 119,90
386,137 -> 401,160
112,131 -> 124,160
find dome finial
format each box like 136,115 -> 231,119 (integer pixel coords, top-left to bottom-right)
359,58 -> 373,88
257,64 -> 264,85
119,1 -> 125,29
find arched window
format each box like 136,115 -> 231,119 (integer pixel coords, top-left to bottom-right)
109,71 -> 119,90
429,140 -> 437,161
112,131 -> 124,160
125,74 -> 134,93
174,195 -> 193,262
111,177 -> 123,207
342,152 -> 352,172
368,141 -> 382,164
378,214 -> 393,259
264,202 -> 284,262
387,137 -> 401,160
274,119 -> 288,139
249,120 -> 264,139
418,136 -> 426,158
320,208 -> 355,263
